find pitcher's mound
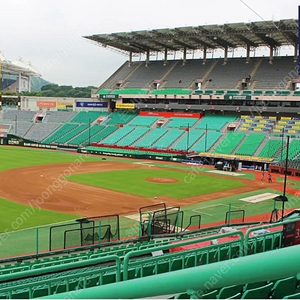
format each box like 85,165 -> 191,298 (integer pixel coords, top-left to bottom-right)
146,177 -> 179,183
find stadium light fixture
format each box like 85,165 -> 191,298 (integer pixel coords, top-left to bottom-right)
273,135 -> 290,221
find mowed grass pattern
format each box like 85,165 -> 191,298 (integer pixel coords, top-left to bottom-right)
0,146 -> 102,171
68,169 -> 245,198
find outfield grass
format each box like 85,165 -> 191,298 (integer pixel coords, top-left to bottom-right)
0,146 -> 103,171
68,168 -> 245,198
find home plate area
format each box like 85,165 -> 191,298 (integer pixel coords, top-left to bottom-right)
240,193 -> 280,203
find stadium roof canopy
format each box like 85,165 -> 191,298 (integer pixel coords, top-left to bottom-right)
0,52 -> 40,77
84,19 -> 298,55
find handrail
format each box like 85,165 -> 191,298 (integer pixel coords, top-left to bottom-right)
43,244 -> 300,299
123,229 -> 244,280
243,217 -> 300,255
0,254 -> 121,283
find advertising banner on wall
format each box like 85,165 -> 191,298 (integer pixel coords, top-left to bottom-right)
116,103 -> 135,109
57,102 -> 74,110
140,111 -> 201,118
76,101 -> 108,108
37,101 -> 56,108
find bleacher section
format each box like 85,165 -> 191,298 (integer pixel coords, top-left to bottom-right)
213,133 -> 246,154
2,110 -> 36,123
125,61 -> 176,88
152,129 -> 184,149
196,115 -> 236,131
43,124 -> 77,144
253,57 -> 297,90
24,123 -> 61,142
106,111 -> 137,125
100,61 -> 135,89
163,59 -> 214,88
166,117 -> 198,128
273,117 -> 300,135
128,116 -> 161,127
101,126 -> 135,145
235,134 -> 265,156
90,126 -> 118,144
135,128 -> 168,147
190,131 -> 222,152
277,139 -> 300,160
239,115 -> 276,133
116,127 -> 150,146
69,111 -> 110,124
8,121 -> 33,137
43,111 -> 77,123
55,124 -> 89,144
0,218 -> 291,299
173,130 -> 205,151
258,139 -> 284,158
205,58 -> 254,90
67,124 -> 105,145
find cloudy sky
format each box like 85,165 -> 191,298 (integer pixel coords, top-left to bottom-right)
0,0 -> 298,87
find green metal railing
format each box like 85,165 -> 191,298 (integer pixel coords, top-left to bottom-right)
44,244 -> 300,299
123,230 -> 244,280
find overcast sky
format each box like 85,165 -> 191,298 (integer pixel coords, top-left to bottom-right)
0,0 -> 298,87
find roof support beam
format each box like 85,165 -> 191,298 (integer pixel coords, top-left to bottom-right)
146,49 -> 150,67
164,47 -> 168,66
183,47 -> 187,65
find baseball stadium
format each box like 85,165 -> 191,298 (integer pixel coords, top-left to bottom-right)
0,9 -> 300,299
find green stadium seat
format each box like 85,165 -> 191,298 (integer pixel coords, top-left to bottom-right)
171,258 -> 183,271
194,90 -> 203,95
141,264 -> 155,277
253,90 -> 263,96
293,91 -> 300,96
184,255 -> 196,268
201,289 -> 219,299
157,261 -> 170,274
241,282 -> 273,299
0,292 -> 8,299
271,277 -> 298,299
215,90 -> 225,95
11,288 -> 30,299
217,285 -> 244,299
226,90 -> 240,95
175,292 -> 190,299
98,89 -> 111,95
85,274 -> 100,288
241,90 -> 252,95
204,90 -> 214,95
101,273 -> 116,285
283,292 -> 300,299
227,292 -> 242,299
151,89 -> 191,95
197,252 -> 208,266
112,88 -> 149,95
32,285 -> 50,298
243,281 -> 268,292
264,90 -> 275,96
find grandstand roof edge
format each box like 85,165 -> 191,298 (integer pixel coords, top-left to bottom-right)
84,19 -> 298,55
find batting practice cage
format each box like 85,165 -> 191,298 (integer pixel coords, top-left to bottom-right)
139,203 -> 186,237
49,214 -> 120,251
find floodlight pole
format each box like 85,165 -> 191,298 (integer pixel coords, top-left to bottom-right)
88,118 -> 91,146
281,127 -> 284,161
186,123 -> 190,152
205,124 -> 208,152
282,135 -> 290,220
